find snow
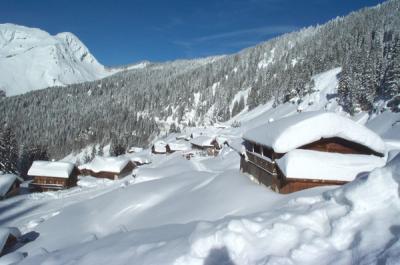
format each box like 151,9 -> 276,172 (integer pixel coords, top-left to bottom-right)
0,174 -> 17,197
276,149 -> 386,181
1,67 -> 400,264
229,87 -> 251,115
3,150 -> 399,265
27,161 -> 75,178
153,141 -> 167,153
243,111 -> 386,155
0,251 -> 26,265
127,147 -> 143,153
0,24 -> 118,96
79,156 -> 131,173
190,136 -> 216,147
167,141 -> 191,152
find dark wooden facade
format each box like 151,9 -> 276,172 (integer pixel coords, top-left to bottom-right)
79,161 -> 136,180
0,234 -> 18,257
191,139 -> 221,156
29,167 -> 79,192
1,180 -> 20,199
240,137 -> 378,193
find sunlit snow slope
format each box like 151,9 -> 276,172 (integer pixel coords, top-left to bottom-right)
0,68 -> 399,264
0,24 -> 117,96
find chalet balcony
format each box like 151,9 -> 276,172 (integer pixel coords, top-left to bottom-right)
245,151 -> 277,175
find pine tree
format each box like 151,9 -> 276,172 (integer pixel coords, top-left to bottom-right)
0,127 -> 19,174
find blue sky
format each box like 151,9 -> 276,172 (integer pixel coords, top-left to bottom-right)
1,0 -> 386,66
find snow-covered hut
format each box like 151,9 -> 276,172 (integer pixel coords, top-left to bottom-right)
241,111 -> 386,193
190,136 -> 221,156
0,174 -> 22,199
0,227 -> 21,257
28,161 -> 79,191
175,135 -> 191,141
166,141 -> 191,153
151,141 -> 167,154
127,147 -> 143,154
79,156 -> 136,180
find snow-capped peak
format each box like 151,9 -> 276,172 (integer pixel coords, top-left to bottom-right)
0,23 -> 117,96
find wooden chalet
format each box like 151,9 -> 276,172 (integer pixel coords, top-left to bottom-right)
79,156 -> 136,180
0,227 -> 21,257
190,136 -> 221,156
166,141 -> 191,153
151,141 -> 167,154
127,147 -> 143,154
241,112 -> 386,193
28,161 -> 79,192
0,174 -> 22,199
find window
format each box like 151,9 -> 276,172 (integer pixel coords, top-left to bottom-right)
263,146 -> 273,159
244,141 -> 253,152
253,144 -> 261,154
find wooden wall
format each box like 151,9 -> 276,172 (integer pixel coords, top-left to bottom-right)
241,152 -> 348,194
30,167 -> 79,191
299,137 -> 383,156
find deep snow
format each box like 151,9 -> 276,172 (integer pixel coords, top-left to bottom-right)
1,68 -> 400,264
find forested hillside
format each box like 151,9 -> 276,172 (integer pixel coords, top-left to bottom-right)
0,0 -> 399,158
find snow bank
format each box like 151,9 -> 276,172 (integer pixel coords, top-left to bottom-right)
190,136 -> 215,147
243,111 -> 386,154
79,156 -> 131,173
17,154 -> 400,265
27,161 -> 75,178
0,251 -> 27,265
0,174 -> 17,197
276,149 -> 386,181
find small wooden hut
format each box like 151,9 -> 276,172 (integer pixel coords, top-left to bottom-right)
166,141 -> 191,153
241,111 -> 386,193
0,174 -> 22,199
0,227 -> 21,257
190,136 -> 221,156
151,141 -> 167,154
79,156 -> 136,180
28,161 -> 79,191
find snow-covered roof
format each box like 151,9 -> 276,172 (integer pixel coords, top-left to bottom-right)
0,174 -> 18,197
276,149 -> 386,182
79,156 -> 131,173
176,135 -> 191,141
127,147 -> 143,153
190,136 -> 216,147
28,161 -> 75,179
153,141 -> 167,153
167,141 -> 191,151
243,111 -> 386,154
0,227 -> 21,253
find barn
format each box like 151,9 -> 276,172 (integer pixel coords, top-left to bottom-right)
79,156 -> 136,180
28,161 -> 79,191
0,227 -> 21,257
241,111 -> 386,193
0,174 -> 22,199
190,136 -> 221,156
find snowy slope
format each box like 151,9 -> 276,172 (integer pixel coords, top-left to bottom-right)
0,24 -> 117,96
0,68 -> 399,264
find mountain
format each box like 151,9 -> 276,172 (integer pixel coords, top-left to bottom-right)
0,24 -> 117,96
0,0 -> 399,158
